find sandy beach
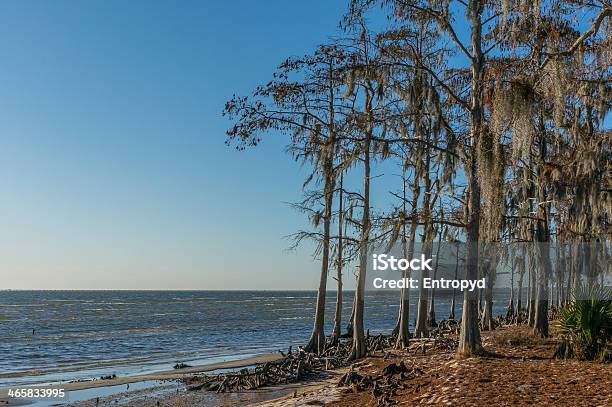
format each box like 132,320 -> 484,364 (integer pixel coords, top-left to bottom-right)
3,325 -> 610,406
0,352 -> 283,406
114,325 -> 612,407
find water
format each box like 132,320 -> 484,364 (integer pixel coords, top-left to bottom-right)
0,289 -> 511,388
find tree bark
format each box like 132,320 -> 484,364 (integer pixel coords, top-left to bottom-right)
534,240 -> 551,337
428,230 -> 443,326
304,154 -> 335,354
449,242 -> 460,320
304,63 -> 337,354
414,150 -> 432,338
330,174 -> 344,345
565,244 -> 574,307
457,0 -> 484,357
345,290 -> 356,337
516,254 -> 525,324
395,172 -> 418,349
349,123 -> 371,361
528,247 -> 536,327
533,132 -> 550,338
481,251 -> 495,331
506,256 -> 515,320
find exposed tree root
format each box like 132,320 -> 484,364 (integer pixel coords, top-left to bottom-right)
183,322 -> 465,394
337,360 -> 425,406
183,334 -> 395,393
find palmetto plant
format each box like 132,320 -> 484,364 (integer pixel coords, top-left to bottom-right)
556,285 -> 612,361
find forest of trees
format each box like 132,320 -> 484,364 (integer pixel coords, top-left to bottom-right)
224,0 -> 611,360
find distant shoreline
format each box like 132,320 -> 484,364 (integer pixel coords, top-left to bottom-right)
0,287 -> 518,292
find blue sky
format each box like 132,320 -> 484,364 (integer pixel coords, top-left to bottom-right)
0,2 -> 606,290
0,0 -> 355,289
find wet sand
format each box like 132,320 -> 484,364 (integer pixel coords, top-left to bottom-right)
63,374 -> 344,407
0,352 -> 283,405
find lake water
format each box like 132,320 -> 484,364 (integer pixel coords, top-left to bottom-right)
0,289 -> 511,388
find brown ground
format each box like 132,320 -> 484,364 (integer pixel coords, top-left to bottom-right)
259,325 -> 611,407
317,325 -> 611,407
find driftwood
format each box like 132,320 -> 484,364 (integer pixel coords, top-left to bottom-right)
338,360 -> 424,406
184,353 -> 339,392
182,332 -> 436,396
174,363 -> 192,369
402,336 -> 458,355
428,319 -> 460,337
183,334 -> 398,393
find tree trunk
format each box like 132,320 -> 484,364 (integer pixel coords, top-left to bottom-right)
527,249 -> 536,327
481,252 -> 495,331
516,255 -> 525,324
449,243 -> 460,320
394,244 -> 411,346
330,174 -> 344,345
414,151 -> 432,338
414,239 -> 432,338
565,244 -> 573,307
457,0 -> 484,357
506,256 -> 515,320
304,73 -> 337,353
395,172 -> 418,349
554,243 -> 562,308
428,233 -> 443,326
349,128 -> 371,361
458,192 -> 483,356
304,152 -> 335,354
533,124 -> 550,338
534,242 -> 551,337
572,243 -> 581,293
345,290 -> 356,337
550,280 -> 555,310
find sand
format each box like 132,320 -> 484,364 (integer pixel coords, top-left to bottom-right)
75,325 -> 611,407
0,352 -> 283,405
3,326 -> 611,406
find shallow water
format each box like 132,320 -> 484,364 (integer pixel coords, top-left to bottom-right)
0,289 -> 511,387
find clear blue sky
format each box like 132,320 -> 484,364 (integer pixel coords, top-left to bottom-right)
0,2 -> 604,290
0,0 -> 355,290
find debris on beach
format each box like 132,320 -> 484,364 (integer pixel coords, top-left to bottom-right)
337,360 -> 425,406
181,320 -> 465,395
68,378 -> 94,384
173,363 -> 192,369
183,333 -> 396,393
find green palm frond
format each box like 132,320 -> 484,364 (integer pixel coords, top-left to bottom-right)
555,284 -> 612,361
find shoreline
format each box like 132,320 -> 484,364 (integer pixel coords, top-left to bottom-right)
0,352 -> 283,403
2,325 -> 610,406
